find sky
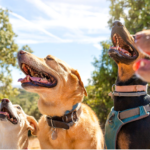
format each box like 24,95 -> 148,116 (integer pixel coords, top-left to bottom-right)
0,0 -> 111,87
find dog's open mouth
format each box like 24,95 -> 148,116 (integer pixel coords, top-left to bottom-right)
18,63 -> 57,88
0,107 -> 18,124
109,33 -> 138,60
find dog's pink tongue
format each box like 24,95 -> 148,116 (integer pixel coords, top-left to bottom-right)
18,75 -> 49,83
110,46 -> 131,56
0,112 -> 9,116
18,75 -> 31,83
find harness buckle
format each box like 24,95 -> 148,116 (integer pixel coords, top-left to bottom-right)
108,113 -> 115,124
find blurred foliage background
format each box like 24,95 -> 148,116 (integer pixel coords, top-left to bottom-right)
84,41 -> 117,128
1,0 -> 150,129
0,8 -> 32,99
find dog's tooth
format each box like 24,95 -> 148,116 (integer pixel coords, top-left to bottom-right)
35,74 -> 39,77
27,76 -> 30,80
140,61 -> 145,67
41,78 -> 47,81
31,72 -> 34,76
40,73 -> 43,78
129,46 -> 133,51
40,78 -> 43,81
49,77 -> 52,82
10,118 -> 13,121
31,71 -> 35,76
51,77 -> 54,82
22,64 -> 25,68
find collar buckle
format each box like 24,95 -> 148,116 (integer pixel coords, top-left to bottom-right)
62,115 -> 68,122
71,111 -> 78,123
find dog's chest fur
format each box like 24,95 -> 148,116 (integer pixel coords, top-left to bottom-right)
37,104 -> 104,149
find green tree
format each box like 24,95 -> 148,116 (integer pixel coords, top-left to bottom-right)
84,41 -> 117,128
108,0 -> 150,33
0,8 -> 32,99
10,88 -> 41,120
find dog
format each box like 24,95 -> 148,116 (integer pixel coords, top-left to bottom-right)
135,29 -> 150,55
107,21 -> 150,149
133,30 -> 150,82
17,51 -> 104,149
0,98 -> 38,149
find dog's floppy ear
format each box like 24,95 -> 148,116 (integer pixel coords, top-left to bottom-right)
26,116 -> 39,135
71,69 -> 87,96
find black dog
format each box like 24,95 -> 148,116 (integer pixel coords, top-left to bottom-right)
108,21 -> 150,149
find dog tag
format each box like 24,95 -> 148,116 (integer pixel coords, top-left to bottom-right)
51,128 -> 57,140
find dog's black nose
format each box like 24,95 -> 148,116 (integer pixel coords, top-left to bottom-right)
1,99 -> 9,104
112,21 -> 123,27
19,50 -> 26,55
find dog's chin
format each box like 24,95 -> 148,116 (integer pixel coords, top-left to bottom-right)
0,114 -> 18,125
22,82 -> 42,89
109,49 -> 138,65
22,82 -> 57,90
0,114 -> 7,121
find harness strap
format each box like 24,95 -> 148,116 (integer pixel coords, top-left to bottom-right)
105,104 -> 150,149
119,104 -> 150,120
108,84 -> 148,98
46,106 -> 82,129
115,85 -> 148,92
109,91 -> 147,97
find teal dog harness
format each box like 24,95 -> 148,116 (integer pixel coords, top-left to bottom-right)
105,104 -> 150,149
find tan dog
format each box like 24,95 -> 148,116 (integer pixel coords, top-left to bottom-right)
0,98 -> 38,149
17,50 -> 104,149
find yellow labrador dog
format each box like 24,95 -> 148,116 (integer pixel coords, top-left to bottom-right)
17,50 -> 104,149
0,98 -> 38,149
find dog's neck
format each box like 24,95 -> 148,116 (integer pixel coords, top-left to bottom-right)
0,122 -> 28,149
38,95 -> 83,117
114,74 -> 148,111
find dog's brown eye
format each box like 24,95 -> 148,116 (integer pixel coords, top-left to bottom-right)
47,57 -> 54,60
17,106 -> 21,110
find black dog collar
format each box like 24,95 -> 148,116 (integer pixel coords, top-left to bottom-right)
46,105 -> 82,130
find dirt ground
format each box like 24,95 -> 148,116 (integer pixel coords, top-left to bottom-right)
28,136 -> 41,149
